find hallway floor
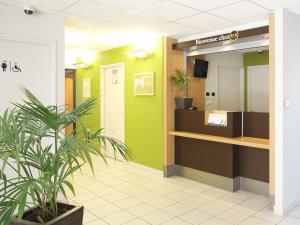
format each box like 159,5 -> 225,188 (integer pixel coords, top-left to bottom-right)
66,158 -> 300,225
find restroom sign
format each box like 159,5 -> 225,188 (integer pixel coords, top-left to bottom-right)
1,60 -> 22,72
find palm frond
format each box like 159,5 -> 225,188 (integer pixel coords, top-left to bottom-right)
0,87 -> 131,223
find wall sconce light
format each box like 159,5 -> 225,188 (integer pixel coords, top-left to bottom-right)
124,32 -> 158,58
125,50 -> 148,58
65,49 -> 95,68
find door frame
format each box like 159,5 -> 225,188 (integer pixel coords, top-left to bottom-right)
65,68 -> 76,132
247,65 -> 269,112
65,68 -> 76,109
100,63 -> 125,143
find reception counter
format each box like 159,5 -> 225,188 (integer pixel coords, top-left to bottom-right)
169,109 -> 270,194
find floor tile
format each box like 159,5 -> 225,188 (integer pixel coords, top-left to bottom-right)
134,191 -> 161,201
167,190 -> 192,201
239,216 -> 275,225
202,189 -> 228,200
227,190 -> 254,201
122,218 -> 150,225
101,191 -> 129,202
200,218 -> 232,225
217,208 -> 250,224
198,201 -> 231,216
92,186 -> 117,197
69,157 -> 280,225
83,210 -> 98,224
289,206 -> 300,219
153,185 -> 182,195
90,202 -> 121,217
278,217 -> 300,225
113,197 -> 141,209
102,210 -> 136,225
179,209 -> 212,225
85,219 -> 108,225
83,197 -> 109,210
181,195 -> 210,208
147,196 -> 176,209
142,210 -> 174,225
254,207 -> 286,224
232,201 -> 266,216
161,217 -> 192,225
127,203 -> 157,217
71,192 -> 99,203
163,203 -> 192,216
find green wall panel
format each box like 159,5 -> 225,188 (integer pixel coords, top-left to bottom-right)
76,38 -> 164,170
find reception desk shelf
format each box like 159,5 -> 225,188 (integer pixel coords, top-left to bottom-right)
169,131 -> 270,150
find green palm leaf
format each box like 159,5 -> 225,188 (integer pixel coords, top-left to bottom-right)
0,87 -> 131,223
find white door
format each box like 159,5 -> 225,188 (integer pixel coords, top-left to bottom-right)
247,65 -> 269,112
217,66 -> 244,111
101,63 -> 125,160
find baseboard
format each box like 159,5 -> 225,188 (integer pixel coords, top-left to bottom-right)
105,156 -> 164,176
128,161 -> 163,176
163,164 -> 176,177
175,165 -> 239,192
240,177 -> 269,196
274,197 -> 300,216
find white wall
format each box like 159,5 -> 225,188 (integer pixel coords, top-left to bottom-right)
204,51 -> 243,110
0,3 -> 64,106
0,3 -> 64,188
274,8 -> 300,215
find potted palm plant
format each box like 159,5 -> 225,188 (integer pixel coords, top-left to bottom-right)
169,69 -> 193,109
0,88 -> 131,225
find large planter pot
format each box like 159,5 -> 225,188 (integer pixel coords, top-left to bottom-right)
10,203 -> 83,225
175,97 -> 193,109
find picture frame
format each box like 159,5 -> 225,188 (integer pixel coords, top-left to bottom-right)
133,72 -> 155,96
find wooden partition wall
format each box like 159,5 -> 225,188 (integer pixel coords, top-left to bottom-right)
187,56 -> 206,111
163,38 -> 207,175
163,37 -> 184,175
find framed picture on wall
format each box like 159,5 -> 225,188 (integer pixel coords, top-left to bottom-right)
134,72 -> 155,96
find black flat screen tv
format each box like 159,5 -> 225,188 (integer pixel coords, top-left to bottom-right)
193,59 -> 208,78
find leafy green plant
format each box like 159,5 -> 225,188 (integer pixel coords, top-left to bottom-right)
0,88 -> 131,224
169,69 -> 189,98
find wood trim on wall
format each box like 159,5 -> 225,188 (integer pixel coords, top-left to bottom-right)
187,56 -> 206,111
163,37 -> 184,168
269,13 -> 275,196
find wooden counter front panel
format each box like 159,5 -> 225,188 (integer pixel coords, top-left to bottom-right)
239,147 -> 269,183
175,137 -> 239,178
243,112 -> 269,139
175,110 -> 242,138
175,137 -> 269,183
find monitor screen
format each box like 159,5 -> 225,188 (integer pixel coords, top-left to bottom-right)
193,59 -> 208,78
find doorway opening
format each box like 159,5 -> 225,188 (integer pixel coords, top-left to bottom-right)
65,68 -> 76,136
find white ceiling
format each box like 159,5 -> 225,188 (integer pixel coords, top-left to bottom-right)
2,0 -> 300,51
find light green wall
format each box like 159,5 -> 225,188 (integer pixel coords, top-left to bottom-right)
76,38 -> 164,170
243,50 -> 269,110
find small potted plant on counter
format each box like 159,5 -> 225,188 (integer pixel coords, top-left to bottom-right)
169,69 -> 193,109
0,88 -> 131,225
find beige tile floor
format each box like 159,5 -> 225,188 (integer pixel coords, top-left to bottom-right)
65,157 -> 300,225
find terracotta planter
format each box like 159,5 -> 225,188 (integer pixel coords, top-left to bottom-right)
10,203 -> 83,225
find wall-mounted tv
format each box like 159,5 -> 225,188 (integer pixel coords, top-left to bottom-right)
193,59 -> 208,78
